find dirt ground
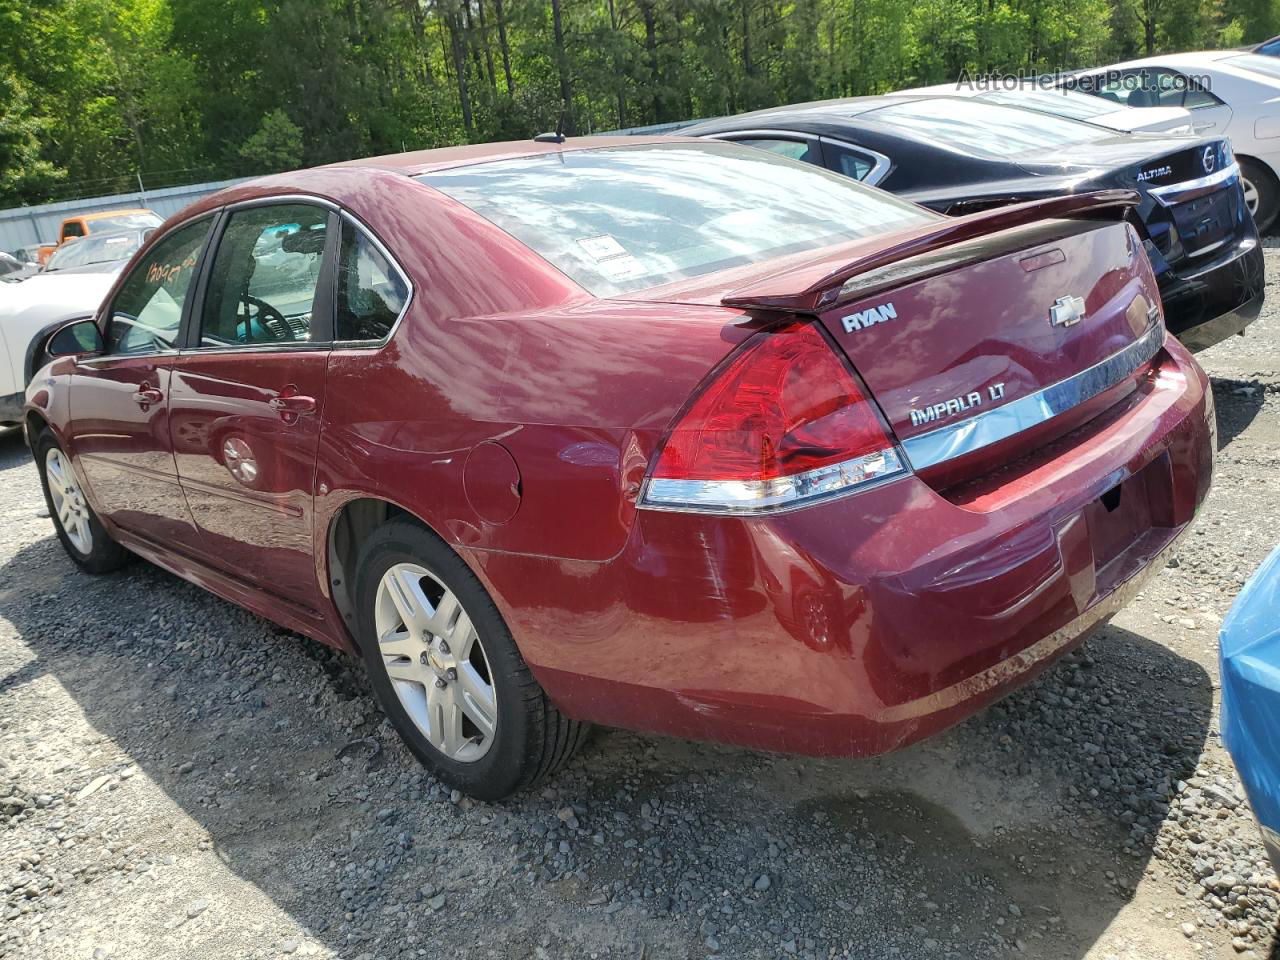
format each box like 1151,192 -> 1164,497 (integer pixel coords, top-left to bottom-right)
1,246 -> 1278,960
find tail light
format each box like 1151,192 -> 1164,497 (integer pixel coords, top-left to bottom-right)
639,321 -> 906,514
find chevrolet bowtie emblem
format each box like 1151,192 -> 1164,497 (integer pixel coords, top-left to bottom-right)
1049,295 -> 1086,328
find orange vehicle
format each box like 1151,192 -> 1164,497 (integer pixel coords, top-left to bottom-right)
56,208 -> 162,248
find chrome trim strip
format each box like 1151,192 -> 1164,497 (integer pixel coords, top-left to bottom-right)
639,448 -> 907,516
901,318 -> 1166,471
224,193 -> 342,213
1148,162 -> 1239,206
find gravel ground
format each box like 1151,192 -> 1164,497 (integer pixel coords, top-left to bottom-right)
2,248 -> 1280,960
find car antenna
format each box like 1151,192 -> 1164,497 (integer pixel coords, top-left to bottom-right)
534,102 -> 568,144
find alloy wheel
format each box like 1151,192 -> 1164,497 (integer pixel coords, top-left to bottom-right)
373,562 -> 497,762
46,448 -> 93,554
1243,176 -> 1260,217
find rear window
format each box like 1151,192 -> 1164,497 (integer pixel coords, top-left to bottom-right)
45,232 -> 143,272
863,99 -> 1108,160
978,88 -> 1122,121
420,142 -> 937,296
1224,54 -> 1280,81
88,212 -> 162,233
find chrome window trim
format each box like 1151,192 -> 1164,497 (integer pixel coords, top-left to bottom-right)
1148,161 -> 1240,206
817,136 -> 893,186
223,193 -> 342,214
900,316 -> 1167,471
708,129 -> 821,143
332,210 -> 415,349
179,342 -> 328,358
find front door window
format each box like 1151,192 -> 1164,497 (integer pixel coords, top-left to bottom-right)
199,204 -> 329,347
107,218 -> 210,355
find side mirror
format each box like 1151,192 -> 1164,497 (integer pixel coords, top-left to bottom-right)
46,319 -> 104,359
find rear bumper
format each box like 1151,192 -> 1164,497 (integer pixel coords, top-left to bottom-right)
470,338 -> 1214,756
1157,234 -> 1266,352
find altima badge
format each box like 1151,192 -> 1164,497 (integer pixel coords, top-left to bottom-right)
1049,295 -> 1086,328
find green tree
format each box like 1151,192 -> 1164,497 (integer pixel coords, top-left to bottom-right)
237,109 -> 304,172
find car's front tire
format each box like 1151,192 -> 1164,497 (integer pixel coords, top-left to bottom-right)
354,519 -> 588,800
35,431 -> 129,574
1241,158 -> 1278,234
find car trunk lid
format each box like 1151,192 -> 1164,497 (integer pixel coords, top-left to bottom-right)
717,191 -> 1166,487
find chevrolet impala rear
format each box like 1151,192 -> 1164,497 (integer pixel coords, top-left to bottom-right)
421,141 -> 1213,764
27,139 -> 1213,799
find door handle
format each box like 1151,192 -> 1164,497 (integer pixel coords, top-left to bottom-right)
268,394 -> 316,416
132,386 -> 163,406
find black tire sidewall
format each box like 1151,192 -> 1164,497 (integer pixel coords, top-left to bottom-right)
354,520 -> 536,801
35,431 -> 124,574
1242,159 -> 1279,234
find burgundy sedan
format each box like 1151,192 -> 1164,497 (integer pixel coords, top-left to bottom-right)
23,138 -> 1213,800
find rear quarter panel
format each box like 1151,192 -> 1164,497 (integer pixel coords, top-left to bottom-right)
319,300 -> 756,563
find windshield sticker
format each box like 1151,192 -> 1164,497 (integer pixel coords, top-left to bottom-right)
595,254 -> 646,281
576,235 -> 629,261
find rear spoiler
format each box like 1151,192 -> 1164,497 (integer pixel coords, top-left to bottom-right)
721,190 -> 1140,313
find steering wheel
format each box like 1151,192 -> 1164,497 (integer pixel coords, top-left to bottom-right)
237,294 -> 291,341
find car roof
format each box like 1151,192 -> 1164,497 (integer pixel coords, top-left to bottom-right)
1074,50 -> 1244,72
683,94 -> 1048,133
685,94 -> 949,127
78,208 -> 156,221
330,134 -> 690,176
170,135 -> 713,226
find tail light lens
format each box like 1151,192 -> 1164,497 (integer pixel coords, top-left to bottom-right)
640,321 -> 906,514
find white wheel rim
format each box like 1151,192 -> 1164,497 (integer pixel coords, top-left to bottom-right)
1242,176 -> 1260,216
46,448 -> 93,555
374,563 -> 497,762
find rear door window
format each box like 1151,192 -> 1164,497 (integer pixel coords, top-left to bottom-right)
820,141 -> 882,181
106,218 -> 212,355
724,136 -> 821,165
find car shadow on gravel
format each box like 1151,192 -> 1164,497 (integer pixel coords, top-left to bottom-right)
1212,376 -> 1267,449
0,527 -> 1215,960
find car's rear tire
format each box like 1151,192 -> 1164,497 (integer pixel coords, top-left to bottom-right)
35,431 -> 129,574
354,519 -> 588,800
1241,158 -> 1278,234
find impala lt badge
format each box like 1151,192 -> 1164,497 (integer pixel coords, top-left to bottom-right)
841,301 -> 896,333
909,382 -> 1006,427
1049,295 -> 1086,328
1202,145 -> 1216,174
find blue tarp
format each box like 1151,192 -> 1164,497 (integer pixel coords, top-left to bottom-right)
1220,543 -> 1280,870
